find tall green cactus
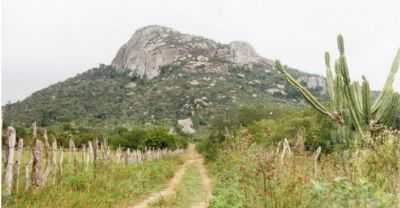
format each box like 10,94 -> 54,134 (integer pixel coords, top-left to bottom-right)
275,35 -> 400,138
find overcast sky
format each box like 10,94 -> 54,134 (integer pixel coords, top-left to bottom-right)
2,0 -> 400,104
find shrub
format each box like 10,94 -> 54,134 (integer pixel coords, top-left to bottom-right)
108,127 -> 188,150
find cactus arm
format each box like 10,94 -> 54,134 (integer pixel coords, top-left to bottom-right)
336,40 -> 364,135
338,57 -> 364,135
361,76 -> 371,124
277,35 -> 397,138
372,49 -> 400,113
351,82 -> 363,115
325,52 -> 336,106
375,93 -> 398,124
334,62 -> 345,111
275,61 -> 335,120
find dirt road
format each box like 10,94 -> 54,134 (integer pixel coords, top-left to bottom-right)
128,144 -> 212,208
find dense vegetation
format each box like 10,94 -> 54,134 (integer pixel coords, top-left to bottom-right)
3,62 -> 324,129
2,123 -> 188,151
206,129 -> 399,208
195,104 -> 399,207
197,105 -> 335,160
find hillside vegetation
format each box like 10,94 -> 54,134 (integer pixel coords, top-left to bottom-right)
3,26 -> 326,132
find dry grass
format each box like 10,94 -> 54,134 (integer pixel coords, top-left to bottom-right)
208,129 -> 400,208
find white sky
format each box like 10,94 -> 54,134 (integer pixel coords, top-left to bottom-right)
2,0 -> 400,104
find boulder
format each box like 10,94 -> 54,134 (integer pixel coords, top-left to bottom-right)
177,118 -> 196,134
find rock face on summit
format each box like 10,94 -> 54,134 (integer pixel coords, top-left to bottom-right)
229,41 -> 271,65
111,25 -> 273,79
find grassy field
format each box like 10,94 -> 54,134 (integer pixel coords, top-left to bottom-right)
2,154 -> 184,208
206,130 -> 400,208
149,163 -> 206,208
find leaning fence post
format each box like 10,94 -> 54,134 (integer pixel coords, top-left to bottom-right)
5,127 -> 17,196
15,138 -> 24,193
32,139 -> 43,188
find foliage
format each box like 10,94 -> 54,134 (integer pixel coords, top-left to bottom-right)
108,126 -> 188,150
207,129 -> 400,208
2,123 -> 188,150
247,107 -> 335,150
198,105 -> 336,160
3,62 -> 324,130
197,104 -> 291,160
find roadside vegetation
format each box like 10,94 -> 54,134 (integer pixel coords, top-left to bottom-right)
1,124 -> 187,208
2,124 -> 188,150
3,156 -> 183,208
203,127 -> 399,208
198,36 -> 400,208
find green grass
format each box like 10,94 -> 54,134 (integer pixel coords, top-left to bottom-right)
2,156 -> 184,208
149,163 -> 206,208
206,130 -> 400,208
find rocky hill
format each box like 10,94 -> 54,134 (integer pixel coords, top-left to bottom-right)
2,25 -> 326,132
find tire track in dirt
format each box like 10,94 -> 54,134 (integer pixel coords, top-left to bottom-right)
128,144 -> 197,208
191,156 -> 212,208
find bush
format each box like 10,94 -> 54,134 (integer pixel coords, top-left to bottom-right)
247,107 -> 336,151
198,105 -> 336,160
108,127 -> 188,150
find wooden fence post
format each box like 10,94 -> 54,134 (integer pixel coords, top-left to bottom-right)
313,146 -> 322,177
93,138 -> 99,177
32,122 -> 37,139
32,139 -> 43,188
103,138 -> 108,160
58,147 -> 64,175
4,127 -> 16,196
51,139 -> 58,184
15,138 -> 24,193
125,148 -> 130,165
88,141 -> 94,163
51,139 -> 58,169
24,151 -> 33,192
116,146 -> 122,164
93,139 -> 98,163
82,144 -> 86,164
42,130 -> 52,186
69,139 -> 77,172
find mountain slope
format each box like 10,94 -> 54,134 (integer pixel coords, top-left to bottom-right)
2,25 -> 326,130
